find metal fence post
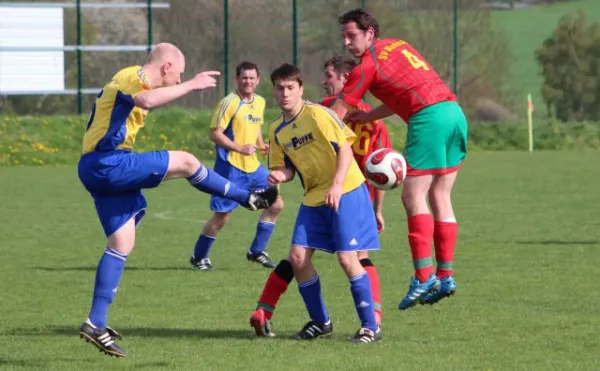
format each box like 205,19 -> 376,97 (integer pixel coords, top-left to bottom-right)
453,0 -> 458,95
224,0 -> 229,96
76,0 -> 83,114
147,0 -> 153,53
292,0 -> 297,66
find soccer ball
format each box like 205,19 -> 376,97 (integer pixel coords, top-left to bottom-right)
364,148 -> 407,190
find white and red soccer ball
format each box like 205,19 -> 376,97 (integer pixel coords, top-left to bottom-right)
364,148 -> 407,190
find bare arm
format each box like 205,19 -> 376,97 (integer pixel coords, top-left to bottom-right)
134,71 -> 220,110
134,82 -> 195,110
209,127 -> 243,153
332,143 -> 354,186
268,166 -> 295,185
366,104 -> 395,121
373,188 -> 385,214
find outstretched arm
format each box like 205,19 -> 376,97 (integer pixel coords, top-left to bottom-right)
134,71 -> 220,110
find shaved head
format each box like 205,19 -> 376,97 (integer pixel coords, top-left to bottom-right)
143,43 -> 185,88
146,43 -> 184,65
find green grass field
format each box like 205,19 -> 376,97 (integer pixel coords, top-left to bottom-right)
1,151 -> 599,370
492,0 -> 600,109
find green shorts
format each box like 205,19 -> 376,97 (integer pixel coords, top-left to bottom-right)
403,101 -> 468,176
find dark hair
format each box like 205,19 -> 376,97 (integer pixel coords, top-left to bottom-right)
236,61 -> 259,77
324,56 -> 357,75
338,8 -> 380,38
270,63 -> 303,87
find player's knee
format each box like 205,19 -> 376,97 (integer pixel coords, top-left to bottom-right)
337,252 -> 360,274
210,212 -> 230,230
268,197 -> 284,215
288,246 -> 310,271
167,151 -> 201,178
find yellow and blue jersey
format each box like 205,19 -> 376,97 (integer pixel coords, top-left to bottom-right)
82,65 -> 151,154
268,101 -> 365,207
211,92 -> 266,173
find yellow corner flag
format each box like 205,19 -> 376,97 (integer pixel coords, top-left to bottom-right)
527,94 -> 534,152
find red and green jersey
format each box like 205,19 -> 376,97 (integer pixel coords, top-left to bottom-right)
319,96 -> 391,170
338,39 -> 457,123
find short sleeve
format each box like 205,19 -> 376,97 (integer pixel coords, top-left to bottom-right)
210,95 -> 239,130
268,124 -> 286,169
316,107 -> 356,147
338,60 -> 377,107
120,69 -> 150,98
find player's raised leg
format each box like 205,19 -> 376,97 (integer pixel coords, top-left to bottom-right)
422,171 -> 459,305
165,150 -> 278,210
398,173 -> 440,310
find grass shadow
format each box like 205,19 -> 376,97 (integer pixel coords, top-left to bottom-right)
2,325 -> 259,340
515,240 -> 599,246
30,266 -> 234,272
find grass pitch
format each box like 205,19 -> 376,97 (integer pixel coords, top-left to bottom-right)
1,151 -> 599,370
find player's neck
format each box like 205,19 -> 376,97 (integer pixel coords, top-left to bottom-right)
140,65 -> 162,89
282,100 -> 304,122
236,90 -> 254,103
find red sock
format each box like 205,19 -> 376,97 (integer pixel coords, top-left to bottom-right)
363,265 -> 382,320
407,214 -> 434,282
257,271 -> 290,320
434,221 -> 458,279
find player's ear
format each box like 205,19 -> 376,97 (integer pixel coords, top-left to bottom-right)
163,61 -> 172,74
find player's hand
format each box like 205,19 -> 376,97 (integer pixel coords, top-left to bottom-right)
375,211 -> 385,234
259,143 -> 269,156
239,144 -> 257,156
268,170 -> 287,185
343,110 -> 371,124
325,183 -> 343,211
189,71 -> 220,90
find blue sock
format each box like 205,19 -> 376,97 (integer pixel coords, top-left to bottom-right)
248,220 -> 276,255
350,272 -> 377,331
193,234 -> 216,260
88,247 -> 128,329
187,165 -> 251,206
298,274 -> 329,324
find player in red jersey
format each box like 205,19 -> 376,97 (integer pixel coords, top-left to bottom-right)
332,8 -> 468,310
319,56 -> 391,229
247,56 -> 390,337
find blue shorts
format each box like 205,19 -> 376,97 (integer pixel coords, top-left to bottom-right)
78,150 -> 170,237
210,159 -> 269,213
291,184 -> 380,254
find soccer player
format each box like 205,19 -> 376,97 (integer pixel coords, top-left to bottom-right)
189,61 -> 283,271
76,43 -> 279,357
332,9 -> 468,310
248,56 -> 390,334
251,63 -> 382,344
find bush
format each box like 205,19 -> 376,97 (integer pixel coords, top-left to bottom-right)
0,109 -> 598,167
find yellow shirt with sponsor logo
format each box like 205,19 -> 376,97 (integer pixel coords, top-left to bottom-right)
210,92 -> 265,173
82,65 -> 150,154
268,101 -> 365,207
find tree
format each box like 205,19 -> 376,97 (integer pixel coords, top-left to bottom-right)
536,11 -> 600,121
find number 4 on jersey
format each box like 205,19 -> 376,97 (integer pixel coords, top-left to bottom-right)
401,49 -> 430,71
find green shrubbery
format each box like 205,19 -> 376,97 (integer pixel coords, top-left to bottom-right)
0,108 -> 598,167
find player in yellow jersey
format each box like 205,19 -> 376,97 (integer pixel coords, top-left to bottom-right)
77,43 -> 279,358
190,62 -> 284,271
251,63 -> 381,344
